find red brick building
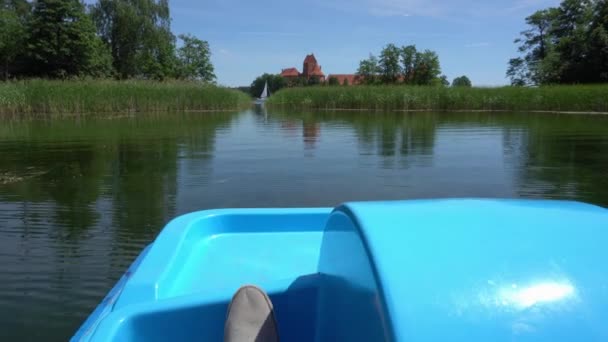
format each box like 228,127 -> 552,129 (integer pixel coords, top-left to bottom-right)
280,54 -> 326,82
280,54 -> 362,85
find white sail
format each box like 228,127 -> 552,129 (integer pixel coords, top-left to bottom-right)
260,82 -> 269,99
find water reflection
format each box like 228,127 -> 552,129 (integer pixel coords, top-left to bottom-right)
0,110 -> 607,340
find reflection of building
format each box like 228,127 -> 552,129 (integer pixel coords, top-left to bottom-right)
303,121 -> 320,149
281,54 -> 326,82
280,53 -> 363,85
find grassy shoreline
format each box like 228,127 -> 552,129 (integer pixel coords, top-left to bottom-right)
267,85 -> 608,113
0,80 -> 251,117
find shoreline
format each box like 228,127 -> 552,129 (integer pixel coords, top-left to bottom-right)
266,106 -> 608,115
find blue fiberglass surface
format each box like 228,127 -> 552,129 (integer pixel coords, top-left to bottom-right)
78,208 -> 331,342
74,199 -> 608,342
339,199 -> 608,341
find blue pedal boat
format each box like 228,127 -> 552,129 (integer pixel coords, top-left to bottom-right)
73,199 -> 608,341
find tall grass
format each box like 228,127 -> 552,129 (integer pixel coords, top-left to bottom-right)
267,85 -> 608,113
0,79 -> 251,117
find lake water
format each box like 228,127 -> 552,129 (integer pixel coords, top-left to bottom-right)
1,108 -> 607,340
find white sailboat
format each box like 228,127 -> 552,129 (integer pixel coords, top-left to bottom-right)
255,81 -> 269,104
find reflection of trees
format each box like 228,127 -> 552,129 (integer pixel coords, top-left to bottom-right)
0,113 -> 236,243
512,116 -> 608,206
315,111 -> 437,168
1,142 -> 111,240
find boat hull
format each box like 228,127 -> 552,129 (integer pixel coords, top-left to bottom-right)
73,200 -> 608,342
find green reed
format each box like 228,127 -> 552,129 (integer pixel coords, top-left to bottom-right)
0,79 -> 251,117
267,85 -> 608,113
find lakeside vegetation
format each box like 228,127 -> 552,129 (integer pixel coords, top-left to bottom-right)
267,85 -> 608,113
0,80 -> 251,117
508,0 -> 608,85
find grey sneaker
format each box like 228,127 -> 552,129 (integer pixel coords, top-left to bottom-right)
224,285 -> 279,342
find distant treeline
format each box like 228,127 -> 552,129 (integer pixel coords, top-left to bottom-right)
0,0 -> 216,82
508,0 -> 608,85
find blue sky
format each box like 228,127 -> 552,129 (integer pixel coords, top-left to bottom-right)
169,0 -> 560,86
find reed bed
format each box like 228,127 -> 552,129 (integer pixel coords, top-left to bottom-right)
0,80 -> 251,117
267,85 -> 608,113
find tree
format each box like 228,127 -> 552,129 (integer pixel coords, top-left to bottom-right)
91,0 -> 176,79
26,0 -> 112,78
0,1 -> 28,79
452,75 -> 472,87
588,0 -> 608,81
506,58 -> 529,86
328,76 -> 339,86
412,50 -> 442,85
250,74 -> 287,97
357,54 -> 380,85
379,43 -> 401,83
439,75 -> 450,86
401,45 -> 418,83
306,75 -> 321,86
176,34 -> 215,83
343,78 -> 349,86
508,0 -> 608,85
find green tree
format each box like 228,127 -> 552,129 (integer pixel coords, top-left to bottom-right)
357,54 -> 380,85
343,78 -> 349,86
401,45 -> 418,83
588,0 -> 608,81
508,0 -> 608,85
26,0 -> 112,78
307,75 -> 321,86
379,43 -> 401,83
328,76 -> 339,86
0,1 -> 29,79
552,0 -> 595,83
91,0 -> 176,79
439,75 -> 450,86
250,74 -> 287,97
506,58 -> 530,86
176,34 -> 215,83
452,75 -> 472,87
412,50 -> 442,85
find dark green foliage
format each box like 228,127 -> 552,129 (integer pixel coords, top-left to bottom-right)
357,44 -> 444,86
250,73 -> 287,97
343,78 -> 349,86
91,0 -> 176,80
176,34 -> 216,83
328,76 -> 339,86
509,0 -> 608,85
357,54 -> 381,84
0,0 -> 218,83
25,0 -> 112,78
379,43 -> 401,83
0,2 -> 28,80
452,76 -> 472,87
307,75 -> 321,86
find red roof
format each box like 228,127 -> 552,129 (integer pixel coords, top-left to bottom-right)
328,74 -> 362,85
280,68 -> 300,77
